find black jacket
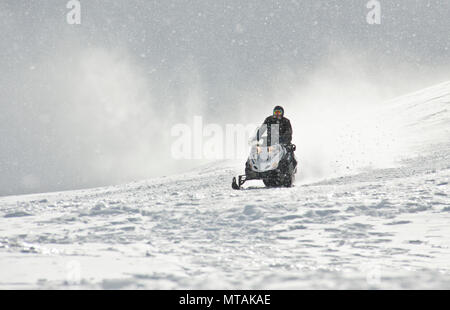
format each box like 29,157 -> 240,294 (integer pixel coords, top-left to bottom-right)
258,116 -> 293,145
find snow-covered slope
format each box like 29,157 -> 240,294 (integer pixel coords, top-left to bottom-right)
0,82 -> 449,289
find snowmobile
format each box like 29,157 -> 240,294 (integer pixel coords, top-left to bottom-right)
232,129 -> 298,190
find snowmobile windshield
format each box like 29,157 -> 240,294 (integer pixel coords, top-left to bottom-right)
250,125 -> 270,147
249,125 -> 266,146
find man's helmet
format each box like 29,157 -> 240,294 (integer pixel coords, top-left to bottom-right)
273,106 -> 284,119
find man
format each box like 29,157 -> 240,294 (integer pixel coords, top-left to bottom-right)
257,106 -> 293,146
242,105 -> 296,188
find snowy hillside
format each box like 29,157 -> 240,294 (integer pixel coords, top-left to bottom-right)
0,82 -> 449,289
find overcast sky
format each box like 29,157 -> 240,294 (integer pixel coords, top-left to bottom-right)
1,0 -> 449,196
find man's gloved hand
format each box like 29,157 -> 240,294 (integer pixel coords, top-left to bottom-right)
284,143 -> 296,152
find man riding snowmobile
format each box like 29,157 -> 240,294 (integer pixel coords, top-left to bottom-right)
232,106 -> 298,189
258,105 -> 293,146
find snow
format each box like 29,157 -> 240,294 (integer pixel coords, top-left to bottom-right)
0,82 -> 449,289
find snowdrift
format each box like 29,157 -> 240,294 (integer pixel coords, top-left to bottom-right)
0,82 -> 449,289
